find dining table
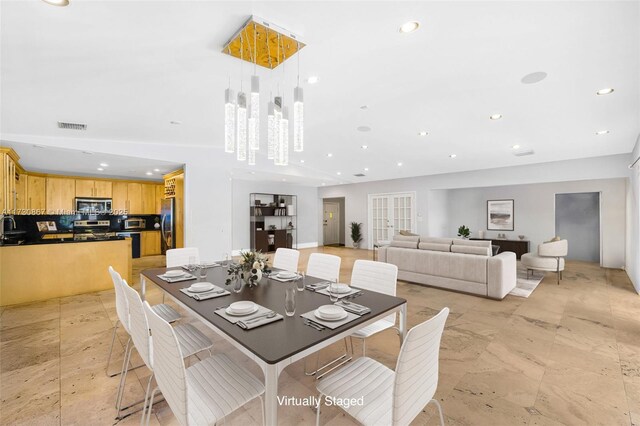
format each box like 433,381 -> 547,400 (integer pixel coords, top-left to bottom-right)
140,264 -> 407,426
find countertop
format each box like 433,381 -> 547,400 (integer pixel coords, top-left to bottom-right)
0,236 -> 127,247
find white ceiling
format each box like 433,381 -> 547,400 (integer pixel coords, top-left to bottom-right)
1,1 -> 639,186
2,140 -> 181,181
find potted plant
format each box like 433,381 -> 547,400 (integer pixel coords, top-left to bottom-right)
457,225 -> 470,239
225,250 -> 270,287
350,222 -> 363,249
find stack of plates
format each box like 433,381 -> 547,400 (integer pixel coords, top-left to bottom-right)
165,270 -> 185,278
330,283 -> 351,294
187,282 -> 215,293
314,305 -> 348,321
226,301 -> 258,316
276,271 -> 298,280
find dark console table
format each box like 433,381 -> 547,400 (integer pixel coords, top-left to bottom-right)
470,238 -> 530,260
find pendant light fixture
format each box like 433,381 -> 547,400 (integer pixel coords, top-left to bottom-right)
267,100 -> 275,159
293,41 -> 304,152
224,84 -> 236,153
236,36 -> 247,161
248,25 -> 260,151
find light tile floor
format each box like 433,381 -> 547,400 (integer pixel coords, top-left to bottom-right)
1,247 -> 639,425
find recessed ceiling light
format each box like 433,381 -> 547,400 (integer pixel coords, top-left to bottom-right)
399,21 -> 420,33
327,153 -> 333,157
521,71 -> 547,84
99,162 -> 109,167
512,145 -> 520,149
364,167 -> 369,171
418,131 -> 428,136
321,183 -> 326,186
97,168 -> 104,171
449,154 -> 457,158
282,178 -> 286,182
307,76 -> 319,84
596,130 -> 610,135
337,172 -> 342,175
41,0 -> 69,6
360,105 -> 369,110
361,145 -> 368,150
490,114 -> 503,120
397,162 -> 403,167
249,171 -> 256,175
596,88 -> 614,95
153,168 -> 160,172
300,160 -> 305,163
357,126 -> 372,132
146,172 -> 153,176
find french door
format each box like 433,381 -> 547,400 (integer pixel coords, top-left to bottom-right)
367,192 -> 416,249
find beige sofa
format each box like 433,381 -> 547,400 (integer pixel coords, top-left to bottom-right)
378,236 -> 516,299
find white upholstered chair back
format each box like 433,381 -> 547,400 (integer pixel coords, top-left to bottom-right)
351,260 -> 398,324
109,266 -> 130,333
121,280 -> 152,370
306,253 -> 341,282
166,248 -> 200,268
144,301 -> 188,426
392,307 -> 449,425
538,240 -> 568,257
272,248 -> 300,272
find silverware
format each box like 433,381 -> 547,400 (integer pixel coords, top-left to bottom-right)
304,320 -> 324,331
243,311 -> 277,324
304,318 -> 326,329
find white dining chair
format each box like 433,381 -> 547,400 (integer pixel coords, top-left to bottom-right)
349,259 -> 399,356
272,248 -> 300,272
106,266 -> 181,378
117,280 -> 213,419
166,247 -> 200,267
142,301 -> 265,426
306,253 -> 341,282
316,307 -> 450,426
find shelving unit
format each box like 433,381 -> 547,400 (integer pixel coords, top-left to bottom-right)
250,193 -> 297,253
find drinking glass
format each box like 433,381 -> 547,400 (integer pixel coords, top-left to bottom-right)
188,256 -> 196,272
196,266 -> 207,282
328,279 -> 339,303
233,278 -> 243,294
223,253 -> 230,266
296,271 -> 305,292
285,286 -> 296,316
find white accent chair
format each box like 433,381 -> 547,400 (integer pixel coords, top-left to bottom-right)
118,279 -> 213,420
350,260 -> 399,356
106,266 -> 181,378
143,301 -> 265,426
521,239 -> 568,285
272,248 -> 300,272
166,247 -> 200,268
316,307 -> 449,426
306,253 -> 341,282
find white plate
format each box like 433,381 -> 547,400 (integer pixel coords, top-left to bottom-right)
227,301 -> 257,315
226,305 -> 259,316
165,270 -> 185,278
188,282 -> 215,293
317,305 -> 346,319
314,308 -> 348,321
330,284 -> 351,294
277,271 -> 297,279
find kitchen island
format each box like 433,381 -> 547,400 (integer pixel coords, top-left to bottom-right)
0,238 -> 131,306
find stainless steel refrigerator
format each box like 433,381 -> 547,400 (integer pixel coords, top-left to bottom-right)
160,198 -> 175,254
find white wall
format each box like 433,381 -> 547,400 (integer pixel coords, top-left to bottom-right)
626,135 -> 640,293
447,178 -> 627,268
318,154 -> 632,254
231,179 -> 318,252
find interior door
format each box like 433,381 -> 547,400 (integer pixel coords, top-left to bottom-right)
323,202 -> 340,245
368,192 -> 416,248
371,195 -> 391,245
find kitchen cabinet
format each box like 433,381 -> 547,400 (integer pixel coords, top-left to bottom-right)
127,183 -> 142,214
1,152 -> 17,212
141,184 -> 156,214
112,181 -> 128,212
15,173 -> 27,209
26,176 -> 46,210
141,231 -> 161,256
75,179 -> 113,198
155,184 -> 164,214
46,177 -> 75,213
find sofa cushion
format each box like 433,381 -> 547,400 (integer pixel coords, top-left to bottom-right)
390,240 -> 419,249
399,230 -> 419,236
386,247 -> 487,284
451,245 -> 491,256
392,234 -> 420,243
452,239 -> 491,248
418,242 -> 451,252
420,237 -> 453,245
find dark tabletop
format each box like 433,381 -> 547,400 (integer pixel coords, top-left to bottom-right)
142,265 -> 406,364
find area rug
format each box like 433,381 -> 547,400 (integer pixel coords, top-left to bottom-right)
509,264 -> 544,298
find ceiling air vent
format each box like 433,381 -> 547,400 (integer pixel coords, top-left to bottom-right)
57,121 -> 87,130
353,173 -> 366,177
513,150 -> 535,157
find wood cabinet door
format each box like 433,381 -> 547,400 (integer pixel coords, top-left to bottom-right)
27,175 -> 46,210
155,184 -> 164,214
15,174 -> 27,209
112,182 -> 128,212
141,231 -> 161,256
75,180 -> 95,197
141,184 -> 156,214
94,180 -> 113,198
127,183 -> 142,214
46,177 -> 75,213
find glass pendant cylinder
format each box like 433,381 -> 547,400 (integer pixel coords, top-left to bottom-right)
249,76 -> 260,150
293,86 -> 304,152
275,106 -> 289,166
267,101 -> 275,160
224,88 -> 236,153
236,92 -> 247,161
248,145 -> 256,165
273,97 -> 283,165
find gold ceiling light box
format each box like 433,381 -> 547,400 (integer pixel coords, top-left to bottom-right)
222,16 -> 305,69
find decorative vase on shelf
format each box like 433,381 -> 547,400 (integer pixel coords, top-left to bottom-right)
478,230 -> 485,239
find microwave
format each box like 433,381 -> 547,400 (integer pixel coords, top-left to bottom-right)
75,198 -> 112,214
124,218 -> 146,229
